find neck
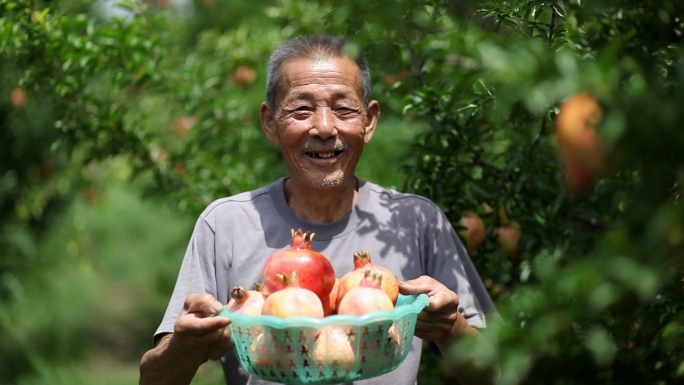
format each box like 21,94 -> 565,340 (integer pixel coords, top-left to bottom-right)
284,178 -> 358,224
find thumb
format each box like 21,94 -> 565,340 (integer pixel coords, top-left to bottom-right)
398,280 -> 430,295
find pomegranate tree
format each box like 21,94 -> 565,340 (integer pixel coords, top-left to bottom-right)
262,229 -> 336,302
338,271 -> 394,316
336,250 -> 399,308
261,272 -> 324,318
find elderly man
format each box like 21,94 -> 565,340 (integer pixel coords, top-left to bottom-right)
139,35 -> 496,385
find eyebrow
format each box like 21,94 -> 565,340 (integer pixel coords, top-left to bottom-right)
285,90 -> 359,103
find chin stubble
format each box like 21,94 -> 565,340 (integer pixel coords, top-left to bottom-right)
298,139 -> 349,189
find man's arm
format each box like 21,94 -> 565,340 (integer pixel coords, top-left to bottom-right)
139,293 -> 233,385
399,277 -> 498,385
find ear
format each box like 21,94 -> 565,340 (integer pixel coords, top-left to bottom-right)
363,100 -> 380,143
260,102 -> 281,146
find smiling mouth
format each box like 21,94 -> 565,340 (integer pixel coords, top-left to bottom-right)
306,151 -> 343,159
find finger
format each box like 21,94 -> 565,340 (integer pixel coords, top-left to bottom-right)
207,327 -> 235,360
398,280 -> 431,295
183,293 -> 224,316
424,290 -> 459,313
175,314 -> 231,336
414,320 -> 451,341
416,309 -> 459,324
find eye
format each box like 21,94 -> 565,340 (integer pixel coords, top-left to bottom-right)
288,106 -> 313,119
335,107 -> 357,117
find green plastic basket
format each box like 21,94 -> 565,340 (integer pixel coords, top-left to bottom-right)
218,293 -> 429,385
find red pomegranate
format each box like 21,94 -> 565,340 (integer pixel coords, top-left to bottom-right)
564,159 -> 594,196
497,221 -> 521,260
10,87 -> 26,107
337,250 -> 399,308
225,286 -> 266,316
338,271 -> 394,315
261,272 -> 324,318
321,278 -> 340,316
262,229 -> 336,302
457,212 -> 486,256
231,65 -> 257,89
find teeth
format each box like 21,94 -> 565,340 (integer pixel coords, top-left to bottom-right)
309,152 -> 336,159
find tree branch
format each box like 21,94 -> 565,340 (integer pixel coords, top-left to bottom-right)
567,211 -> 610,229
528,116 -> 547,155
404,36 -> 426,87
548,2 -> 557,46
472,152 -> 510,182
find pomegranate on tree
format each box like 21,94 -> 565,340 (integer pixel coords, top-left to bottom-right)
338,271 -> 394,316
262,229 -> 336,302
555,92 -> 605,194
457,211 -> 486,256
564,159 -> 594,196
336,250 -> 399,308
10,87 -> 27,107
497,221 -> 521,260
231,65 -> 257,89
225,286 -> 266,316
261,272 -> 324,318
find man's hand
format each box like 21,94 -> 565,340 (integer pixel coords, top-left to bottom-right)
398,276 -> 477,347
399,276 -> 496,385
140,293 -> 233,385
169,293 -> 234,361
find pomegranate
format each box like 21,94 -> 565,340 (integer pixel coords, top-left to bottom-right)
382,324 -> 402,359
497,221 -> 521,260
10,87 -> 26,107
262,229 -> 336,302
251,332 -> 275,368
261,272 -> 324,318
564,159 -> 594,196
457,212 -> 486,256
311,326 -> 355,369
336,251 -> 399,308
321,278 -> 340,316
231,65 -> 257,89
555,92 -> 605,176
225,286 -> 266,316
338,271 -> 394,315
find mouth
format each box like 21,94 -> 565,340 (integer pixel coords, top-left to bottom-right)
305,150 -> 344,159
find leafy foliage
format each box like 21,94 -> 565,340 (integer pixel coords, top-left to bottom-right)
1,0 -> 684,384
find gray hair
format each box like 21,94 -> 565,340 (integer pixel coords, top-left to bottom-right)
266,35 -> 371,110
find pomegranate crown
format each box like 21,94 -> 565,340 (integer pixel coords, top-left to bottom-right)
231,286 -> 248,300
361,270 -> 383,287
352,250 -> 372,267
276,271 -> 300,286
290,228 -> 315,249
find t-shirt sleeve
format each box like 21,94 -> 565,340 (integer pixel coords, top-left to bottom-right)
423,209 -> 490,329
153,215 -> 218,340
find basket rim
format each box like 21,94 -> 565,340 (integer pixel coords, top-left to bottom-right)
218,293 -> 429,328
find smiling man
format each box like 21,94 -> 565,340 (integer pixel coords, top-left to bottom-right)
139,35 -> 497,385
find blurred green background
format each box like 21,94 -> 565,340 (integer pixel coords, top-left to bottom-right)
2,0 -> 684,384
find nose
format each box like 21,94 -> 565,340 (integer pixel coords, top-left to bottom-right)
310,107 -> 337,140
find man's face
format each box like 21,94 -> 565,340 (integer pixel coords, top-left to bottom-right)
260,56 -> 380,190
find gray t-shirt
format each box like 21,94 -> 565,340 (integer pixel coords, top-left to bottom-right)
155,177 -> 494,385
